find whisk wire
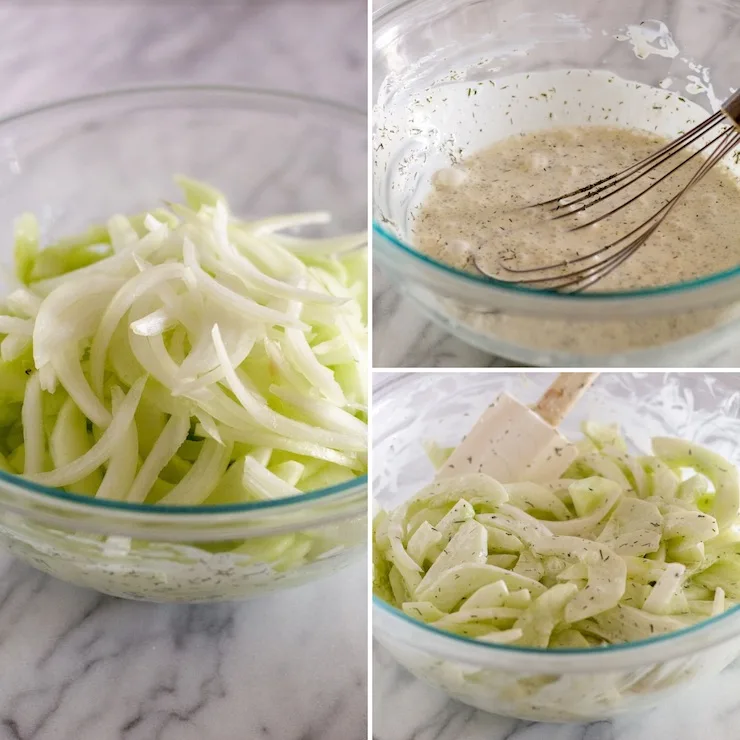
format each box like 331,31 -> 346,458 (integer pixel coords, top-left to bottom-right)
487,127 -> 740,293
480,97 -> 740,293
557,126 -> 732,232
565,129 -> 740,293
530,110 -> 726,212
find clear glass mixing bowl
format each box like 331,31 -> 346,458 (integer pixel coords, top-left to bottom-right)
373,0 -> 740,367
0,86 -> 367,602
373,372 -> 740,721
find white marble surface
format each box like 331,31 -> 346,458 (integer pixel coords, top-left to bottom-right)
0,2 -> 366,114
1,562 -> 367,740
0,3 -> 368,739
372,270 -> 519,368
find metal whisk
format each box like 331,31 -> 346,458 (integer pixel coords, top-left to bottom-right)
475,89 -> 740,294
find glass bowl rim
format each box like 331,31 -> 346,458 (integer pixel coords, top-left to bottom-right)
372,0 -> 740,304
373,594 -> 740,660
0,468 -> 368,516
372,370 -> 740,663
372,222 -> 740,303
0,82 -> 367,518
0,83 -> 366,128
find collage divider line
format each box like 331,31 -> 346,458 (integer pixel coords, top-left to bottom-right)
367,0 -> 375,733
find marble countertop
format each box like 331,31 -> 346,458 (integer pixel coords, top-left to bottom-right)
0,3 -> 367,739
373,269 -> 519,368
0,1 -> 366,114
1,563 -> 367,740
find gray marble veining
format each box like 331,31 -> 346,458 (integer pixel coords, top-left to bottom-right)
373,270 -> 519,368
0,3 -> 367,739
0,1 -> 366,115
0,557 -> 367,740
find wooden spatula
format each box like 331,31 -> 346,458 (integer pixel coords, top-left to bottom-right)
436,372 -> 598,483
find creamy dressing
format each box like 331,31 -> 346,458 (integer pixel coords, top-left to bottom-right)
415,126 -> 740,291
373,68 -> 740,357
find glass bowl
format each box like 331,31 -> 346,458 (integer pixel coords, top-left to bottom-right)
373,0 -> 740,367
373,372 -> 740,721
0,85 -> 367,602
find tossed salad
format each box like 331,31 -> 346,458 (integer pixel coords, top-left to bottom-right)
374,423 -> 740,647
0,176 -> 368,505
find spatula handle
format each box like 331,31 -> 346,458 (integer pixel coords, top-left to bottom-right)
533,373 -> 599,427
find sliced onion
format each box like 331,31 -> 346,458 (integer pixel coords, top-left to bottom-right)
30,377 -> 146,487
125,412 -> 190,504
5,180 -> 366,507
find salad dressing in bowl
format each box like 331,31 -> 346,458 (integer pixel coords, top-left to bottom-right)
373,17 -> 740,365
416,125 -> 740,291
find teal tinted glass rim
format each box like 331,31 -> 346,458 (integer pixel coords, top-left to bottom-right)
373,594 -> 740,655
0,83 -> 366,517
0,468 -> 367,515
0,83 -> 366,129
373,221 -> 740,301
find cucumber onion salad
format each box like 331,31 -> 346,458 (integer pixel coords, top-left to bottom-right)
374,423 -> 740,649
0,176 -> 367,601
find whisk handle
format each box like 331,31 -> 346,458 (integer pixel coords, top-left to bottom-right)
722,89 -> 740,127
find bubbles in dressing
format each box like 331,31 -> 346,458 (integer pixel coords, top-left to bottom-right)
416,125 -> 740,291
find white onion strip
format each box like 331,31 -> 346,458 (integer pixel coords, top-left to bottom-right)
158,438 -> 233,505
130,308 -> 176,337
89,262 -> 187,396
241,455 -> 301,500
0,316 -> 34,335
283,317 -> 346,405
183,238 -> 307,330
209,202 -> 345,305
6,289 -> 42,318
52,348 -> 111,428
125,412 -> 190,504
216,424 -> 363,470
269,384 -> 367,438
1,335 -> 31,363
50,396 -> 102,495
96,387 -> 139,500
30,377 -> 146,487
33,275 -> 124,368
211,326 -> 363,451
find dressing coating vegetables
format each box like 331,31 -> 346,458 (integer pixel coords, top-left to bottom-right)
374,423 -> 740,647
